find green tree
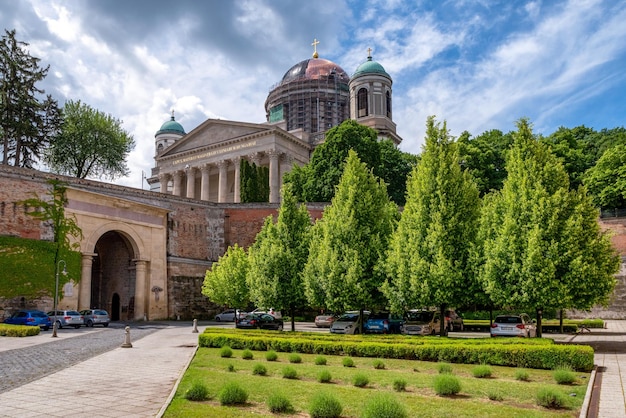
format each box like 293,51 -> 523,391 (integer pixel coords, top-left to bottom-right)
202,244 -> 250,311
478,118 -> 619,337
541,126 -> 597,190
377,139 -> 418,206
240,159 -> 269,202
302,150 -> 397,330
381,116 -> 480,335
1,29 -> 61,167
247,184 -> 312,331
584,144 -> 626,210
44,100 -> 135,180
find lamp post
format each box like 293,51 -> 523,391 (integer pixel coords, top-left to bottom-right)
52,259 -> 67,338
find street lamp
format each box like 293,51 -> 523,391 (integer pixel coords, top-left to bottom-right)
52,260 -> 67,338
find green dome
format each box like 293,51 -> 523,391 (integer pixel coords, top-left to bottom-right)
156,114 -> 185,136
352,57 -> 390,79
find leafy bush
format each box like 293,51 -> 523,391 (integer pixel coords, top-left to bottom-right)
553,366 -> 576,385
318,370 -> 332,383
536,387 -> 568,409
265,350 -> 278,361
487,390 -> 504,401
267,393 -> 294,414
342,357 -> 355,367
242,349 -> 254,360
218,382 -> 248,405
219,345 -> 233,358
353,373 -> 370,388
392,378 -> 407,392
433,374 -> 461,396
515,369 -> 530,381
362,394 -> 408,418
0,324 -> 41,337
288,353 -> 302,363
309,392 -> 343,418
282,366 -> 298,379
373,359 -> 385,369
184,381 -> 210,401
437,363 -> 453,374
472,364 -> 493,378
226,363 -> 235,372
252,363 -> 267,376
315,355 -> 327,365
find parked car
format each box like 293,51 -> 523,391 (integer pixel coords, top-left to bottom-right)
235,313 -> 284,330
214,309 -> 238,322
79,309 -> 110,327
364,312 -> 404,334
445,309 -> 464,331
314,313 -> 336,328
4,309 -> 51,330
250,308 -> 282,319
47,310 -> 84,329
490,313 -> 537,338
402,310 -> 448,336
329,311 -> 370,334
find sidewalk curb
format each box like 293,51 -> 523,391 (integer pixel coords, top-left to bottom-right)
579,365 -> 597,418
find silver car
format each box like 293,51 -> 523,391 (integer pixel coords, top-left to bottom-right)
47,310 -> 84,329
214,309 -> 237,322
79,309 -> 110,327
329,311 -> 370,334
490,313 -> 537,338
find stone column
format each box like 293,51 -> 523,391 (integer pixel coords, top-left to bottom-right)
232,157 -> 241,203
133,260 -> 148,321
185,166 -> 196,199
217,160 -> 228,203
172,170 -> 183,196
200,164 -> 211,201
158,174 -> 169,194
268,150 -> 281,203
78,253 -> 96,311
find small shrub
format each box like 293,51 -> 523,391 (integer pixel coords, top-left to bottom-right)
353,373 -> 370,388
253,363 -> 267,376
184,381 -> 210,401
242,349 -> 254,360
373,359 -> 385,370
288,353 -> 302,364
282,366 -> 298,379
315,355 -> 327,365
553,366 -> 576,385
362,394 -> 408,418
267,393 -> 294,414
487,390 -> 504,401
265,350 -> 278,361
219,382 -> 248,405
472,364 -> 493,378
318,370 -> 332,383
226,363 -> 235,372
309,392 -> 343,418
392,378 -> 407,392
342,357 -> 355,368
437,363 -> 453,374
536,386 -> 568,409
515,369 -> 530,381
433,374 -> 461,396
219,345 -> 233,358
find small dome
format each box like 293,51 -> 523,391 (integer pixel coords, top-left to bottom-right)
280,58 -> 350,86
352,56 -> 390,79
156,113 -> 185,136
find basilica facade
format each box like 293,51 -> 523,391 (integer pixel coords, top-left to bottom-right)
147,45 -> 402,203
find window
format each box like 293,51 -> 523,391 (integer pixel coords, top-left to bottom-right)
386,90 -> 392,118
357,88 -> 368,117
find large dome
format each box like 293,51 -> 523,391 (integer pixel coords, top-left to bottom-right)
156,114 -> 185,136
280,58 -> 349,85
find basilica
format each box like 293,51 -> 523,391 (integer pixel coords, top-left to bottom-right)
147,42 -> 402,203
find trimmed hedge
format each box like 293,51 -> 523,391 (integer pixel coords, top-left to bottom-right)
198,330 -> 594,372
0,324 -> 41,337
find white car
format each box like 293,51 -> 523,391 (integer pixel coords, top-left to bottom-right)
214,309 -> 238,322
251,308 -> 282,319
329,311 -> 370,334
490,314 -> 537,338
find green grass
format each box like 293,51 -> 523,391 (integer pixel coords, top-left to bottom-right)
163,347 -> 589,417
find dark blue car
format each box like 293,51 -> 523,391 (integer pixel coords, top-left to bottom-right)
4,310 -> 52,330
364,312 -> 404,334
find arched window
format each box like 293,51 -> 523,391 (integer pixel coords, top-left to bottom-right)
386,91 -> 392,118
157,143 -> 164,153
357,88 -> 368,117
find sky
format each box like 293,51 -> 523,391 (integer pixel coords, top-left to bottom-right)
1,0 -> 625,189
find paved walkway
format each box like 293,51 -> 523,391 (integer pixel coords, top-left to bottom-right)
0,320 -> 625,417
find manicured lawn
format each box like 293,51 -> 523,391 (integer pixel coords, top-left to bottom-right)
163,347 -> 588,417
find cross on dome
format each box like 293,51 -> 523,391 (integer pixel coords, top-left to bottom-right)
312,38 -> 320,58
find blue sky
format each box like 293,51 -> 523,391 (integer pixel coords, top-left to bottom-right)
1,0 -> 625,188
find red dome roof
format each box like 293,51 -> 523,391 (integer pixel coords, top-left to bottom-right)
280,58 -> 349,85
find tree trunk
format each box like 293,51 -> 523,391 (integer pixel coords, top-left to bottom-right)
559,309 -> 564,334
290,306 -> 295,332
536,307 -> 543,338
440,305 -> 447,336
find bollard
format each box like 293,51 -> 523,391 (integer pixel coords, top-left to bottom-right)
121,325 -> 133,348
192,318 -> 199,333
52,321 -> 58,338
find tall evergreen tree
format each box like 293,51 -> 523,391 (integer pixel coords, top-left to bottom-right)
381,116 -> 480,335
302,150 -> 397,330
247,184 -> 312,331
